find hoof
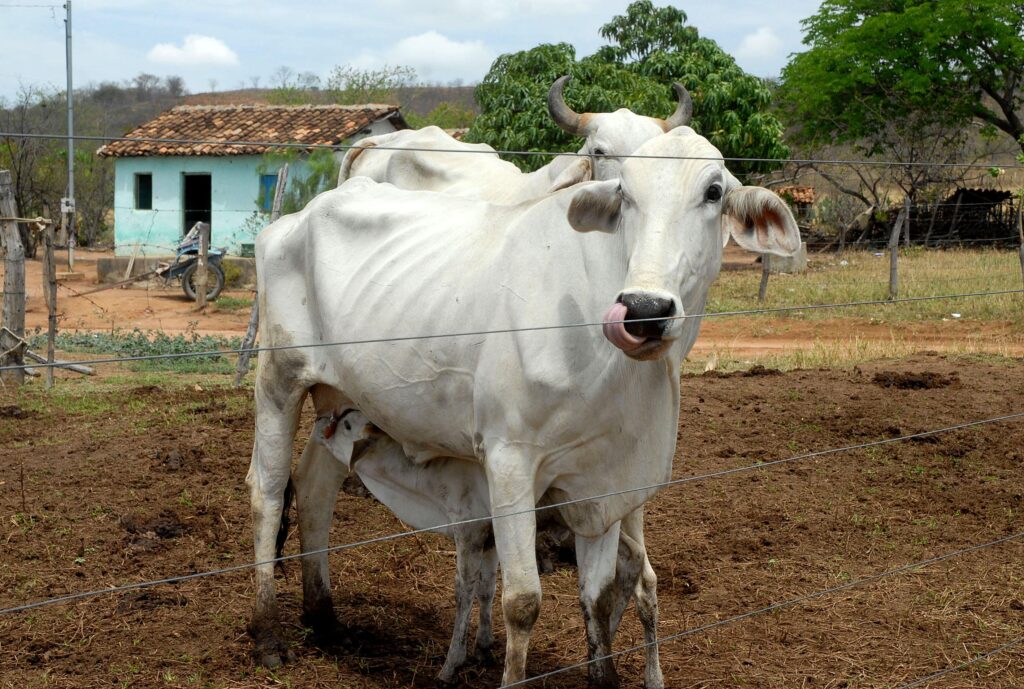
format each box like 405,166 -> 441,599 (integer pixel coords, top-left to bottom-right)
587,666 -> 620,689
474,644 -> 497,666
249,617 -> 294,669
301,599 -> 339,639
435,672 -> 457,688
253,641 -> 295,668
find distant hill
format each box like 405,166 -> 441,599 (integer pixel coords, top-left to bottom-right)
183,86 -> 479,118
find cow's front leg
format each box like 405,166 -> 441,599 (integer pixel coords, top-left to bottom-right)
485,451 -> 541,686
294,436 -> 347,637
576,521 -> 623,689
246,385 -> 304,667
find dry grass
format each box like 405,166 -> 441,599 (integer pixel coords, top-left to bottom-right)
684,337 -> 1020,375
708,248 -> 1024,325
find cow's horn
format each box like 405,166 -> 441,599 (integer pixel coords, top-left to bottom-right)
548,75 -> 588,137
663,82 -> 693,130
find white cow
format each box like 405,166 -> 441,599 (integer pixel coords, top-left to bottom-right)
307,409 -> 659,685
247,126 -> 801,688
338,76 -> 693,203
332,75 -> 688,682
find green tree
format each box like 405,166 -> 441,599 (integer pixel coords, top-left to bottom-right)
404,102 -> 476,130
257,147 -> 339,215
467,1 -> 787,175
325,64 -> 416,104
779,0 -> 1024,156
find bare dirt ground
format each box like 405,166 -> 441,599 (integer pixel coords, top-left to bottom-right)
9,248 -> 1023,358
18,249 -> 255,338
1,354 -> 1022,688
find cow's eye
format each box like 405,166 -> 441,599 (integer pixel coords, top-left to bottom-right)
592,148 -> 605,156
705,184 -> 723,203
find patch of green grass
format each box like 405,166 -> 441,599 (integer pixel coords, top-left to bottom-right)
709,248 -> 1024,324
20,389 -> 117,416
27,328 -> 242,374
213,295 -> 253,312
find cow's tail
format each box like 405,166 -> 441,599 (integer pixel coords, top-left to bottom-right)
337,140 -> 377,186
274,475 -> 295,573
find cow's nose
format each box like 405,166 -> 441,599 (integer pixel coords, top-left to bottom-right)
617,293 -> 676,339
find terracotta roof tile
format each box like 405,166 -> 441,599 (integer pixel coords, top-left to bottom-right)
97,104 -> 405,157
776,185 -> 816,205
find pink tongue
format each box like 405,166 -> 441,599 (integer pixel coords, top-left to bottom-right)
602,303 -> 646,352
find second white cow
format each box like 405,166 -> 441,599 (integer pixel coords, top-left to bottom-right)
338,76 -> 693,203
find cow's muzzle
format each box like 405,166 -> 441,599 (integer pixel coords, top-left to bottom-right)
602,292 -> 678,357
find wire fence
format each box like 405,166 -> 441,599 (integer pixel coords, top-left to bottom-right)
3,126 -> 1024,684
1,411 -> 1020,611
2,408 -> 1022,687
4,130 -> 1024,171
507,529 -> 1024,687
1,287 -> 1022,374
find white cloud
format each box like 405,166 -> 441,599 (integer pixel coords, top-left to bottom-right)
376,0 -> 593,26
735,26 -> 784,66
355,31 -> 494,83
147,35 -> 239,67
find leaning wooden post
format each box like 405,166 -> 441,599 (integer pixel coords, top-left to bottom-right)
902,196 -> 911,247
888,203 -> 907,300
757,254 -> 771,302
1016,190 -> 1023,292
234,164 -> 288,387
41,220 -> 58,390
194,222 -> 210,310
0,170 -> 26,386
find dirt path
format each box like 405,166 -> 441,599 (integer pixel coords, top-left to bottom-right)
4,248 -> 1022,357
14,249 -> 255,338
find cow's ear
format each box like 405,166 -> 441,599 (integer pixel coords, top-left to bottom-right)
567,180 -> 621,233
721,186 -> 801,256
548,156 -> 592,193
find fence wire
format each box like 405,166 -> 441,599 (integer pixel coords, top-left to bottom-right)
2,287 -> 1022,374
2,409 -> 1020,618
507,529 -> 1024,687
895,637 -> 1024,689
3,130 -> 1024,170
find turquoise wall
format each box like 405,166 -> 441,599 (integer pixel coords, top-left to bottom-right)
111,155 -> 308,257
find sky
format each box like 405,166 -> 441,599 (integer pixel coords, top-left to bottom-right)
0,1 -> 823,101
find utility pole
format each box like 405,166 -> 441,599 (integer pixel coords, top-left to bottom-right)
63,1 -> 75,271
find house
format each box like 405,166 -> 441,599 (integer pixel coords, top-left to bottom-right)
775,185 -> 816,221
98,104 -> 408,256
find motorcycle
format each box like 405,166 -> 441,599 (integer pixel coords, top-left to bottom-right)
156,222 -> 227,301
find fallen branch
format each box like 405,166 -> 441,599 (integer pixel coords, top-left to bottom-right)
22,349 -> 94,376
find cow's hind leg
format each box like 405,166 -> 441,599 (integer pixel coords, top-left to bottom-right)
294,432 -> 347,637
626,512 -> 664,689
246,381 -> 305,667
438,526 -> 488,684
485,448 -> 542,686
473,539 -> 498,664
610,507 -> 663,689
576,521 -> 623,689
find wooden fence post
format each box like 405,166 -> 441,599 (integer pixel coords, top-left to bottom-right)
41,221 -> 58,389
234,164 -> 288,387
757,254 -> 771,303
194,222 -> 210,310
1016,191 -> 1023,292
888,202 -> 908,300
902,196 -> 911,247
0,170 -> 26,386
